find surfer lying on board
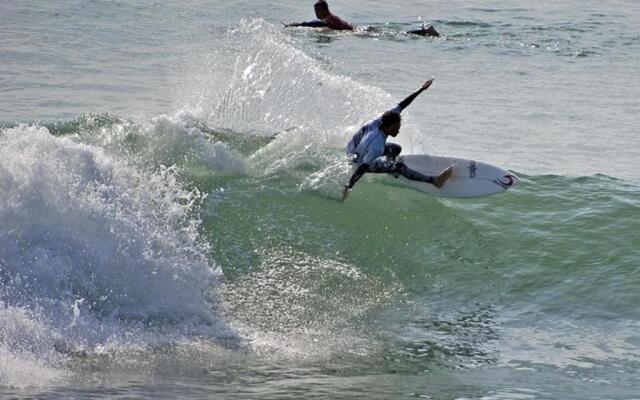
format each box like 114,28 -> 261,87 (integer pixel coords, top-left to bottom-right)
283,0 -> 440,37
283,0 -> 354,31
342,79 -> 453,201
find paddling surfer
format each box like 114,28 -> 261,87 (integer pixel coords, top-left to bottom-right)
283,0 -> 353,31
283,0 -> 440,37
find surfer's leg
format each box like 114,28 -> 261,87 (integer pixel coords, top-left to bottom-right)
397,163 -> 453,188
369,158 -> 434,183
394,163 -> 435,183
370,158 -> 454,188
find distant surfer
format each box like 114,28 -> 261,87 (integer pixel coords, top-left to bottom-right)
283,0 -> 440,37
342,79 -> 453,201
283,0 -> 354,31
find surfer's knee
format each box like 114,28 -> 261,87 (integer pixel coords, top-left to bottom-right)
385,143 -> 402,159
392,161 -> 406,174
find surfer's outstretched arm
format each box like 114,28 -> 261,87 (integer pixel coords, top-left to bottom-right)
283,20 -> 328,28
398,79 -> 434,110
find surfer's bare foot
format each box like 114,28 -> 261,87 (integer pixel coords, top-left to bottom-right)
433,166 -> 453,188
423,24 -> 440,37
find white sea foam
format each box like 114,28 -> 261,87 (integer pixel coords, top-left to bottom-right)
217,247 -> 398,361
67,113 -> 247,176
0,125 -> 225,386
0,305 -> 68,388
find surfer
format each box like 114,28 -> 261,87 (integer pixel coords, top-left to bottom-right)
283,0 -> 354,31
284,0 -> 440,37
342,79 -> 453,201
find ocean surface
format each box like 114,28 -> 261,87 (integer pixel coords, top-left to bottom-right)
1,1 -> 639,398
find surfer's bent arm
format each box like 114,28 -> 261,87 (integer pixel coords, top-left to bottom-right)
346,164 -> 368,189
397,79 -> 434,110
284,20 -> 328,28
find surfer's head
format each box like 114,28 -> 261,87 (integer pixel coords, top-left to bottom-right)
314,0 -> 330,19
380,111 -> 401,137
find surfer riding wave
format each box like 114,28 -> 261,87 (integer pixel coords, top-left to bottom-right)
342,79 -> 453,201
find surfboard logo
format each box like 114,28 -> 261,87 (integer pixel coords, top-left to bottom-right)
492,175 -> 516,189
501,175 -> 516,186
468,161 -> 477,178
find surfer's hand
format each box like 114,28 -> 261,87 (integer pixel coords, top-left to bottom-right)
340,185 -> 350,202
421,79 -> 434,91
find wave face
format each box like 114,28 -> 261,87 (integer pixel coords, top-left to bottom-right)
4,112 -> 638,393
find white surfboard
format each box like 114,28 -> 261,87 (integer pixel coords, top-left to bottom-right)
385,154 -> 519,198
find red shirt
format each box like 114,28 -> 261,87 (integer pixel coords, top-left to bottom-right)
324,13 -> 354,30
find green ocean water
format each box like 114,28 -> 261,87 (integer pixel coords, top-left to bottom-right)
3,113 -> 638,398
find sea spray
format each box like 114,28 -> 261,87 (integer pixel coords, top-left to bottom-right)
0,125 -> 227,386
176,19 -> 405,144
